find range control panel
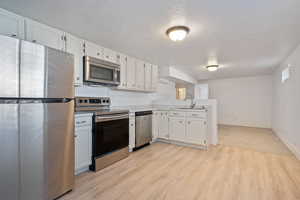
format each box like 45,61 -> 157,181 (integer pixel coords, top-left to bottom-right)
75,97 -> 111,108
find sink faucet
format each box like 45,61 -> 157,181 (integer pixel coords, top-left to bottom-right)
190,100 -> 196,109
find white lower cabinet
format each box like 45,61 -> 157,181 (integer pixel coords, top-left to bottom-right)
75,114 -> 92,175
169,118 -> 186,142
156,110 -> 208,147
157,111 -> 169,139
186,118 -> 207,145
152,111 -> 159,141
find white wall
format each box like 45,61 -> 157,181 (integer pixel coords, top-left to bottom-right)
272,44 -> 300,159
204,75 -> 272,128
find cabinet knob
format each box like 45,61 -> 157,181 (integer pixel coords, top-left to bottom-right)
32,40 -> 37,43
76,77 -> 80,80
97,52 -> 100,56
10,34 -> 17,37
74,135 -> 78,138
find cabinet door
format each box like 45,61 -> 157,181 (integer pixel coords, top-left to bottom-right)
158,112 -> 169,139
65,33 -> 84,86
25,19 -> 65,51
135,59 -> 145,90
126,56 -> 136,89
186,119 -> 207,145
75,126 -> 92,173
169,118 -> 186,142
84,41 -> 103,59
144,63 -> 152,91
0,8 -> 25,39
152,111 -> 159,140
151,65 -> 158,91
118,54 -> 127,88
103,48 -> 117,63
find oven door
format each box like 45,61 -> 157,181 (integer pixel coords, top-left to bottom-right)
84,56 -> 120,85
93,114 -> 129,158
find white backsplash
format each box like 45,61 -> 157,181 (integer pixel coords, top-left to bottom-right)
75,85 -> 155,107
75,79 -> 192,107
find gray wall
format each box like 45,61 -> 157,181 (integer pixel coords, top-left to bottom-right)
272,44 -> 300,159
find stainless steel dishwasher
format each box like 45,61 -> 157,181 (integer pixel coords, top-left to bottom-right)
135,111 -> 152,148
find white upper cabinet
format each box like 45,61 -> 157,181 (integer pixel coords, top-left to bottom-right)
118,54 -> 127,88
65,33 -> 84,86
0,8 -> 160,92
25,19 -> 65,51
135,59 -> 145,90
0,8 -> 25,39
144,63 -> 152,91
83,41 -> 103,60
126,56 -> 136,89
103,48 -> 118,63
151,65 -> 158,91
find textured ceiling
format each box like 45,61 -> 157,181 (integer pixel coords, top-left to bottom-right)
1,0 -> 300,80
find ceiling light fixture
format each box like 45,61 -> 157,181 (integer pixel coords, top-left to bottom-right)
166,26 -> 190,42
206,65 -> 219,72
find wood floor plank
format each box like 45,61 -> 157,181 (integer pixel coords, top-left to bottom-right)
60,128 -> 300,200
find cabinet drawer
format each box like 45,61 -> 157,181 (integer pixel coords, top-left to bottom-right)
169,111 -> 185,118
75,116 -> 92,127
185,112 -> 207,119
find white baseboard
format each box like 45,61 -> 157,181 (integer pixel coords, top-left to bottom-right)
273,129 -> 300,160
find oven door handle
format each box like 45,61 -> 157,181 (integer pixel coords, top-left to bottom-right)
96,114 -> 129,122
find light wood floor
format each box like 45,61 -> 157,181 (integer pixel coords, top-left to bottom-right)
219,125 -> 293,156
61,127 -> 300,200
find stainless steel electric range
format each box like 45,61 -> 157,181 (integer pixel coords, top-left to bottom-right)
75,97 -> 129,171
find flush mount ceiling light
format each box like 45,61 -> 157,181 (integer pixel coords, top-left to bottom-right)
206,65 -> 219,72
166,26 -> 190,42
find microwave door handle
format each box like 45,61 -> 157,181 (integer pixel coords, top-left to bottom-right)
96,114 -> 129,122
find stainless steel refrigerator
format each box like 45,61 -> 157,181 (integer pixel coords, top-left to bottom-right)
0,35 -> 75,200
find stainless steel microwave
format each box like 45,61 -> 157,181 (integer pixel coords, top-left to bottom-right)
83,56 -> 120,86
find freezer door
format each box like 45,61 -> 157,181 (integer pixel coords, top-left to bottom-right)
20,40 -> 74,98
0,103 -> 19,200
19,100 -> 75,200
0,35 -> 19,98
